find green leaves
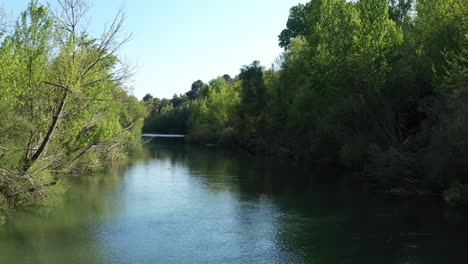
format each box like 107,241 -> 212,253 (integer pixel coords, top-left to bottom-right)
416,0 -> 467,79
187,76 -> 240,144
279,3 -> 311,49
0,0 -> 145,212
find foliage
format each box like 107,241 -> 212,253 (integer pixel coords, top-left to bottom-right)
188,77 -> 240,144
0,0 -> 146,215
443,180 -> 467,205
142,94 -> 190,134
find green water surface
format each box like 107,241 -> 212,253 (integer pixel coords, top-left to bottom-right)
1,140 -> 467,263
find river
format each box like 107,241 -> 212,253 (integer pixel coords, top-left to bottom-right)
1,139 -> 467,263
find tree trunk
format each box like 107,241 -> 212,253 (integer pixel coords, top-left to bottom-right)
26,92 -> 68,171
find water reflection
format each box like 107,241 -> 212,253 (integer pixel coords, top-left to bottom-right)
140,141 -> 468,264
1,140 -> 467,264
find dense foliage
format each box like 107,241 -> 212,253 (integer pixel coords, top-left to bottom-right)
0,0 -> 146,215
143,0 -> 467,203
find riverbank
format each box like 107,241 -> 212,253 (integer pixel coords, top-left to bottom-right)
183,136 -> 468,206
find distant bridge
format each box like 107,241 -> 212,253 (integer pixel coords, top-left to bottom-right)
142,134 -> 186,138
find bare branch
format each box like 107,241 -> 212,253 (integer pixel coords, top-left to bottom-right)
53,0 -> 90,33
0,5 -> 14,33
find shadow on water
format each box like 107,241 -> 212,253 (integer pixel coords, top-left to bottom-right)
144,140 -> 468,264
1,139 -> 467,264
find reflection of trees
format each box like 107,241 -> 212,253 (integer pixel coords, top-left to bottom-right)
3,141 -> 466,263
183,143 -> 329,197
0,153 -> 143,264
152,141 -> 468,264
144,140 -> 187,164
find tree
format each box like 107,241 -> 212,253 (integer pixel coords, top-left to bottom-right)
188,77 -> 240,144
1,0 -> 145,212
415,0 -> 467,82
278,3 -> 311,49
239,61 -> 266,114
222,74 -> 233,84
0,6 -> 9,35
388,0 -> 414,25
23,0 -> 132,170
186,80 -> 204,100
142,93 -> 153,102
171,93 -> 188,108
0,0 -> 54,170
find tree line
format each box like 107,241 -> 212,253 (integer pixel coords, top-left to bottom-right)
142,0 -> 467,204
0,0 -> 146,215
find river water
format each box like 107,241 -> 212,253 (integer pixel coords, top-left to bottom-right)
1,139 -> 467,264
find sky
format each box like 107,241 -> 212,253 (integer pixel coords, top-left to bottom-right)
1,0 -> 304,99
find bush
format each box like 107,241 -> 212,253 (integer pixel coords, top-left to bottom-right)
443,180 -> 467,205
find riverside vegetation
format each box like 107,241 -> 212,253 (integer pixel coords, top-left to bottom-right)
1,0 -> 466,217
142,0 -> 468,204
0,0 -> 146,217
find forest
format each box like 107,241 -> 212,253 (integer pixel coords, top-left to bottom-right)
0,0 -> 146,216
142,0 -> 468,203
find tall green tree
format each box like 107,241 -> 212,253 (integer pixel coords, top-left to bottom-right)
278,3 -> 311,49
1,0 -> 145,213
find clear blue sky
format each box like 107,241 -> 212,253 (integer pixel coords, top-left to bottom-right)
1,0 -> 304,99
